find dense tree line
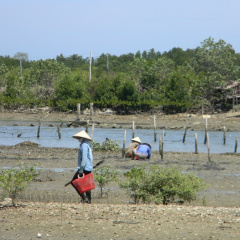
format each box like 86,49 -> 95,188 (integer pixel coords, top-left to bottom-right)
0,37 -> 239,114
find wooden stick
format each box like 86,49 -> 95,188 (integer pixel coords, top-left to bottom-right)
160,130 -> 164,160
122,129 -> 126,157
159,137 -> 163,160
223,126 -> 226,145
235,136 -> 238,153
162,130 -> 164,147
77,103 -> 81,120
37,120 -> 41,138
57,125 -> 61,139
183,126 -> 188,143
207,132 -> 211,161
132,121 -> 135,138
86,120 -> 89,133
91,124 -> 95,138
204,118 -> 208,144
159,136 -> 161,155
90,103 -> 93,120
154,115 -> 157,142
195,133 -> 198,154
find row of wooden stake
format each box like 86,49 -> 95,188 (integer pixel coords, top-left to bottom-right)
122,117 -> 238,160
36,115 -> 238,161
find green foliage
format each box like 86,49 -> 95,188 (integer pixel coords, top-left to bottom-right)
91,140 -> 101,150
1,37 -> 239,114
94,77 -> 118,104
94,166 -> 120,197
190,37 -> 239,110
120,165 -> 207,205
116,80 -> 138,102
56,54 -> 88,70
0,163 -> 40,206
5,68 -> 21,98
92,139 -> 120,151
163,47 -> 195,66
120,166 -> 148,203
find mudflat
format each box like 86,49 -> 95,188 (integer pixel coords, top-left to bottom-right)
1,110 -> 240,131
0,111 -> 240,239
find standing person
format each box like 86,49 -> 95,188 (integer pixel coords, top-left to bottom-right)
72,130 -> 93,204
125,137 -> 141,158
132,143 -> 151,160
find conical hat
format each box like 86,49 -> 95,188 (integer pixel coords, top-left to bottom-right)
131,137 -> 141,143
72,130 -> 92,140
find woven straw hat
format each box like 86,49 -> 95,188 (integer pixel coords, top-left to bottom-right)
72,130 -> 92,141
131,137 -> 141,143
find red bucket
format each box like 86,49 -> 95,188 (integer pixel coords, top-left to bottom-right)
71,173 -> 95,194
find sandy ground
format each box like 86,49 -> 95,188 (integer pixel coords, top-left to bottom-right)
0,110 -> 240,239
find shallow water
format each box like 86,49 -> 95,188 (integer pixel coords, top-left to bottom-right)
0,124 -> 239,154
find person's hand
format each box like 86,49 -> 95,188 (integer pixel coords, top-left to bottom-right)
78,167 -> 84,177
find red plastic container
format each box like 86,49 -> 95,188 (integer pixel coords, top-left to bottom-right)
71,173 -> 95,194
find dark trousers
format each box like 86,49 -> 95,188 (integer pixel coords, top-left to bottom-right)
79,170 -> 92,203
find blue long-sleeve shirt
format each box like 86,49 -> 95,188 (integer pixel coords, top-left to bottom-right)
77,140 -> 93,171
136,144 -> 151,159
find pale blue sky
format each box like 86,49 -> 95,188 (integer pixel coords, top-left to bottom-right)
1,0 -> 239,60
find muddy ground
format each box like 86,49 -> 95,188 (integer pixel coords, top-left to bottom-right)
1,108 -> 240,131
0,111 -> 240,239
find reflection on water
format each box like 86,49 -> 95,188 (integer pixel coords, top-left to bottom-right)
0,124 -> 239,154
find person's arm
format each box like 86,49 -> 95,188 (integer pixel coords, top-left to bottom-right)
80,143 -> 88,169
77,143 -> 88,176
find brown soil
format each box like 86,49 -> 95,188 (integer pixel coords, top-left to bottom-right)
1,111 -> 240,239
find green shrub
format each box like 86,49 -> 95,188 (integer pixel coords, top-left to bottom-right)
120,166 -> 148,204
92,139 -> 120,151
91,140 -> 101,150
94,166 -> 120,197
120,165 -> 207,205
0,163 -> 40,206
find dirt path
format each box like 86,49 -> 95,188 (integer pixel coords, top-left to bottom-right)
1,202 -> 240,240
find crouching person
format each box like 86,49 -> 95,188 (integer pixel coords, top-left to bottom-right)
132,143 -> 151,160
125,137 -> 141,158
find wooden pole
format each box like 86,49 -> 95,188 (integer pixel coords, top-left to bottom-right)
77,103 -> 81,120
162,130 -> 164,146
194,133 -> 198,154
154,115 -> 157,142
159,136 -> 161,155
57,125 -> 61,139
207,132 -> 211,161
86,120 -> 89,133
132,121 -> 135,138
122,129 -> 126,157
204,118 -> 208,144
223,126 -> 226,145
90,123 -> 95,138
90,103 -> 93,120
159,137 -> 163,160
89,51 -> 92,82
160,130 -> 164,160
37,120 -> 41,138
183,126 -> 188,143
235,136 -> 238,153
